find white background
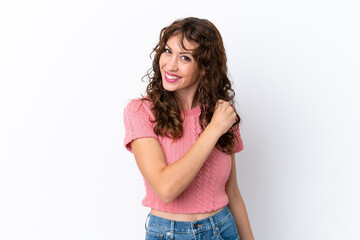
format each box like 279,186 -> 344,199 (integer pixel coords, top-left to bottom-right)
1,0 -> 359,239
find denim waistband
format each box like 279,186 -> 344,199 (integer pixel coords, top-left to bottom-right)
145,205 -> 232,234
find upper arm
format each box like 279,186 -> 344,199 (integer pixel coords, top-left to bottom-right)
131,137 -> 168,199
123,99 -> 168,200
225,153 -> 241,199
226,119 -> 244,198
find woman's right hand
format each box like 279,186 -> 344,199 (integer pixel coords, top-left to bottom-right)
209,99 -> 237,135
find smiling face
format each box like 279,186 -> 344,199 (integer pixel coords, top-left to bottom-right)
159,34 -> 202,101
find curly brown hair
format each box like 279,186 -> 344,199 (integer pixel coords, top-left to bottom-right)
139,17 -> 242,154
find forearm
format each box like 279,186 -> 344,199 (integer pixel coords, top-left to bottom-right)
160,123 -> 222,203
228,192 -> 254,240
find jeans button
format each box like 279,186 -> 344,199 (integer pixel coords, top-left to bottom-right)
194,223 -> 198,229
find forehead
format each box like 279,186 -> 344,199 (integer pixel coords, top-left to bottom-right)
166,34 -> 198,52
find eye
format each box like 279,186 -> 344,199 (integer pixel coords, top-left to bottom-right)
164,48 -> 171,53
182,56 -> 191,61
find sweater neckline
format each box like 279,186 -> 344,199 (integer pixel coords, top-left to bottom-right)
180,104 -> 201,116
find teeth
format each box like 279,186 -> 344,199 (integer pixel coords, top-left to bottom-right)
166,73 -> 181,80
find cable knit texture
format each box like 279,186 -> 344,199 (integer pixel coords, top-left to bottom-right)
123,97 -> 244,214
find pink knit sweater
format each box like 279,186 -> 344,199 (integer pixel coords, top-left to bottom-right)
123,97 -> 244,213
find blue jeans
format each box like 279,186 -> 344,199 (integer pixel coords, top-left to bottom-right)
144,205 -> 240,240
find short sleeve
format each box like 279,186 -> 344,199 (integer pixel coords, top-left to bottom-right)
123,99 -> 159,153
233,125 -> 244,153
231,104 -> 244,153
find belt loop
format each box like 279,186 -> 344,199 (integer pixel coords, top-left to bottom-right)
145,213 -> 150,230
170,220 -> 175,240
209,216 -> 217,236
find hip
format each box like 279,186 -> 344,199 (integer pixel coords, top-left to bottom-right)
145,205 -> 240,240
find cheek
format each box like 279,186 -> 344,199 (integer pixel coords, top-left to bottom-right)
187,67 -> 199,79
160,54 -> 168,68
159,55 -> 164,68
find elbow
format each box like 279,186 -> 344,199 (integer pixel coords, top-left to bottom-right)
154,169 -> 178,204
159,196 -> 173,205
157,185 -> 176,204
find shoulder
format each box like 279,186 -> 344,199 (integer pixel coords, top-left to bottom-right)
124,96 -> 155,116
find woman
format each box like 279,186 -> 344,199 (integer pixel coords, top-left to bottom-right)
123,17 -> 254,240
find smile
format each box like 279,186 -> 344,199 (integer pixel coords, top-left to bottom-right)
165,72 -> 182,83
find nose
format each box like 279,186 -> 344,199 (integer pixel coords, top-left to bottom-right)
166,55 -> 178,71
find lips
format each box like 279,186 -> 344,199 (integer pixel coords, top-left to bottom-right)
164,71 -> 182,83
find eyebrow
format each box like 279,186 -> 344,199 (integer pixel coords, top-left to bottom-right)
165,44 -> 193,55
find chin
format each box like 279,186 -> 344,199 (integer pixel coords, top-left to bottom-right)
162,81 -> 174,92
